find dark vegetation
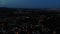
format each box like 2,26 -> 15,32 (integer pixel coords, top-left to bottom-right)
0,7 -> 58,34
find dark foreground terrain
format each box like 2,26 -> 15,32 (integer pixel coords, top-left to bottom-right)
0,7 -> 58,34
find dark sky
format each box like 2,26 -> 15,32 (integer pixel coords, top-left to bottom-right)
0,0 -> 59,8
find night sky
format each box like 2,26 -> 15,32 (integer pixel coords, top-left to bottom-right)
0,0 -> 59,8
